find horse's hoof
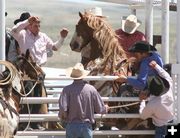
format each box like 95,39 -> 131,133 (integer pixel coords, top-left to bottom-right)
37,125 -> 46,131
26,127 -> 33,131
111,126 -> 119,130
32,124 -> 46,131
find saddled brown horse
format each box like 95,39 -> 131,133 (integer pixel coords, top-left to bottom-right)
70,12 -> 154,138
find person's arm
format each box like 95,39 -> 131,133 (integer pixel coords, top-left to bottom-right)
52,28 -> 68,51
11,16 -> 38,40
149,61 -> 172,81
58,89 -> 68,120
139,100 -> 153,120
93,89 -> 109,114
10,19 -> 29,40
138,31 -> 146,41
116,61 -> 148,90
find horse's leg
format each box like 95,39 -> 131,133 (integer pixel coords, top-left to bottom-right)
18,80 -> 34,130
30,83 -> 45,130
38,83 -> 48,129
0,118 -> 10,138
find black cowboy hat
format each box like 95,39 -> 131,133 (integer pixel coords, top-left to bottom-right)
147,75 -> 169,96
14,12 -> 31,25
128,41 -> 157,53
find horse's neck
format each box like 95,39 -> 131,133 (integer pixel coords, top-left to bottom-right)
93,31 -> 127,74
90,40 -> 102,59
86,15 -> 127,74
11,91 -> 21,112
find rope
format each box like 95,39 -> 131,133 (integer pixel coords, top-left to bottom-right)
0,60 -> 40,132
17,56 -> 40,78
96,101 -> 141,129
109,101 -> 140,109
0,60 -> 16,85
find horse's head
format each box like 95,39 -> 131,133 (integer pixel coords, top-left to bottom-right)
15,49 -> 45,82
70,12 -> 94,52
70,12 -> 103,67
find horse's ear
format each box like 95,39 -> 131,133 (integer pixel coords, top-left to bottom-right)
79,12 -> 83,19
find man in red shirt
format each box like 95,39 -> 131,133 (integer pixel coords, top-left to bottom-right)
115,14 -> 146,58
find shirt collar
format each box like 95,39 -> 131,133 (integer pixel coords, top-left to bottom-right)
27,29 -> 40,37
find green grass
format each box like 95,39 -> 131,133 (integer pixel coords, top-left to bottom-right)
6,0 -> 176,68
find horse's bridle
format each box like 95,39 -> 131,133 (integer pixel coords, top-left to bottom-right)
14,56 -> 45,97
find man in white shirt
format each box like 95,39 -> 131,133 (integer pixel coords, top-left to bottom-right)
139,60 -> 174,138
11,16 -> 68,66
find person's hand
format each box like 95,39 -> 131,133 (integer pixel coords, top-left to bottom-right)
58,111 -> 67,120
149,60 -> 157,68
60,28 -> 68,38
115,75 -> 127,83
104,104 -> 109,113
28,16 -> 39,24
139,91 -> 148,101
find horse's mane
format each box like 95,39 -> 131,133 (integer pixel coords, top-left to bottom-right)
84,12 -> 127,74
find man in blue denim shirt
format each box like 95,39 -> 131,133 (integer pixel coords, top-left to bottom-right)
116,41 -> 163,91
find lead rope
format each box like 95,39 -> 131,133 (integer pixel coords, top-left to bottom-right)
96,101 -> 141,129
109,101 -> 140,109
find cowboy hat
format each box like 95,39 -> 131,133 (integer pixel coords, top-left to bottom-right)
147,75 -> 169,96
89,7 -> 107,18
66,63 -> 90,80
122,14 -> 141,34
128,41 -> 157,53
14,12 -> 31,25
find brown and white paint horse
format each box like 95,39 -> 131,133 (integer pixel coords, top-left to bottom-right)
14,50 -> 48,130
70,12 -> 154,138
0,50 -> 47,137
0,60 -> 22,137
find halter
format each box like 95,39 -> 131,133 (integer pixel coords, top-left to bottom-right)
15,56 -> 44,97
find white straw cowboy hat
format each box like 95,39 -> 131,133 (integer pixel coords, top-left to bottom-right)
66,63 -> 90,80
90,7 -> 107,18
122,14 -> 141,34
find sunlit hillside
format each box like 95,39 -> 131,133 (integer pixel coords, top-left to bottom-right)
6,0 -> 176,68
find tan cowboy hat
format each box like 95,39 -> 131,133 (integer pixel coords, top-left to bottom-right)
122,14 -> 141,34
89,7 -> 107,18
66,63 -> 90,80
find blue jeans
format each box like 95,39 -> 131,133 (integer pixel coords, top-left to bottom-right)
155,125 -> 167,138
66,122 -> 92,138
